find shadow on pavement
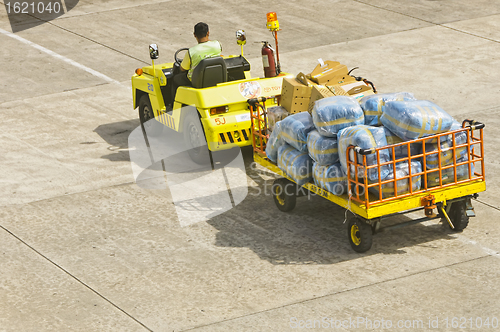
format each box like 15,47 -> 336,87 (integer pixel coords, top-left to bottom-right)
202,151 -> 457,264
93,119 -> 140,162
95,119 -> 455,264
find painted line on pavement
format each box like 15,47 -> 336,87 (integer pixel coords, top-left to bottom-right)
0,224 -> 154,331
454,234 -> 500,259
0,27 -> 119,84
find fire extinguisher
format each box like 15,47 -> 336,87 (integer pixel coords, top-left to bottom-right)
262,41 -> 276,78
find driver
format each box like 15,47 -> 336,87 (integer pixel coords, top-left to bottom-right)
173,22 -> 222,96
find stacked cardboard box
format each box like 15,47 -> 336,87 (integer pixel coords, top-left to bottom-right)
308,60 -> 356,85
340,81 -> 375,101
280,61 -> 375,115
280,76 -> 313,114
281,77 -> 351,115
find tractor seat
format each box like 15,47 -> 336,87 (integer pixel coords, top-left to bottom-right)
190,57 -> 228,89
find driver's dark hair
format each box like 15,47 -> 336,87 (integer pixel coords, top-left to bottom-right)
194,22 -> 209,39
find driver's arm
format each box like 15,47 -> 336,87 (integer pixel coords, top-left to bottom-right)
180,55 -> 190,72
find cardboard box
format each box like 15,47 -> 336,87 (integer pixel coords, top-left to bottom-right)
340,81 -> 375,101
283,97 -> 310,114
295,72 -> 316,87
308,85 -> 348,113
281,76 -> 314,114
308,60 -> 356,85
282,76 -> 312,98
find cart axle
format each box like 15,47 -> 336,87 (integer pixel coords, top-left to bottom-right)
375,216 -> 436,233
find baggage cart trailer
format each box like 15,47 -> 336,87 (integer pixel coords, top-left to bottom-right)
248,97 -> 486,253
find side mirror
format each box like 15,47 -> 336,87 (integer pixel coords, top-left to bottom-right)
149,44 -> 159,60
236,30 -> 246,45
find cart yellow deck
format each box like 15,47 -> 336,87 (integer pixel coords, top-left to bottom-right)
254,153 -> 486,220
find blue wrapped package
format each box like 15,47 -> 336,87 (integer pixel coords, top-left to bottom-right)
369,161 -> 422,199
360,92 -> 416,126
307,130 -> 339,166
265,121 -> 285,163
427,156 -> 474,188
278,144 -> 313,186
311,96 -> 364,137
312,162 -> 347,195
337,125 -> 391,182
424,121 -> 469,170
279,112 -> 315,152
380,100 -> 454,141
383,127 -> 421,161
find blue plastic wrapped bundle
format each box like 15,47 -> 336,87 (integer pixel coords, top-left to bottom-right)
265,121 -> 285,163
369,161 -> 422,199
383,127 -> 421,161
278,144 -> 313,186
426,156 -> 474,188
360,92 -> 416,126
380,100 -> 454,141
424,121 -> 469,170
337,125 -> 391,182
312,162 -> 347,195
307,130 -> 339,166
279,112 -> 315,153
311,96 -> 364,137
449,121 -> 469,160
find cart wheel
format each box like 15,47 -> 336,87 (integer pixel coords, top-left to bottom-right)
347,214 -> 373,253
448,200 -> 469,232
272,178 -> 296,212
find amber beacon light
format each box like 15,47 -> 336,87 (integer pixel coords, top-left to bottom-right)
266,11 -> 281,74
266,12 -> 279,31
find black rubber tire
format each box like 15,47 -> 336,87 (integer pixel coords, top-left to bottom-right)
139,95 -> 163,137
346,214 -> 373,253
183,111 -> 210,165
448,200 -> 470,232
272,178 -> 297,212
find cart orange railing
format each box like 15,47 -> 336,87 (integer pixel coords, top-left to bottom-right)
248,97 -> 269,156
346,120 -> 485,208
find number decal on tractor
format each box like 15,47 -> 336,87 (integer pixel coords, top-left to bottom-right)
147,83 -> 154,92
215,117 -> 226,125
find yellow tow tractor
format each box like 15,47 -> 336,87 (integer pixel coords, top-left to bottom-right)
131,14 -> 285,164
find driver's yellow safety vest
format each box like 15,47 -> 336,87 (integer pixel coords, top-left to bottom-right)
185,40 -> 222,80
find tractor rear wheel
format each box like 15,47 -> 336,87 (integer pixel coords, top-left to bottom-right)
139,95 -> 163,137
183,111 -> 210,164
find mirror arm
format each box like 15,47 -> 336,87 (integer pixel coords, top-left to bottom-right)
236,30 -> 246,57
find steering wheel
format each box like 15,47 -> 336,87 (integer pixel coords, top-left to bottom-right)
174,47 -> 189,65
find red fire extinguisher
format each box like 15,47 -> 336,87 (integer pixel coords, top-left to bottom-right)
262,41 -> 276,78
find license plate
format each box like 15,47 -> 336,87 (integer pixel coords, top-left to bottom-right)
235,113 -> 250,122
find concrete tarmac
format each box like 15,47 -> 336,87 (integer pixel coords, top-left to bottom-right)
1,1 -> 500,331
